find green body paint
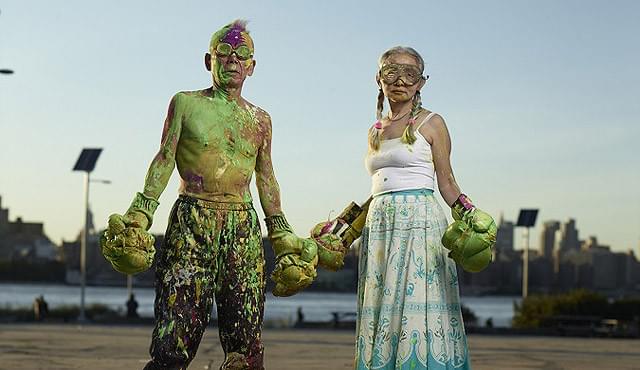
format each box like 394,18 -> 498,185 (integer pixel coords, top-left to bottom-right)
136,21 -> 311,370
141,87 -> 282,216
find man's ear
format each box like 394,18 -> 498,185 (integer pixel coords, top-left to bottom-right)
246,60 -> 256,76
204,53 -> 212,72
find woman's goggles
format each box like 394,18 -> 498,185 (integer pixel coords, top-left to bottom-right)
215,42 -> 253,61
379,64 -> 425,85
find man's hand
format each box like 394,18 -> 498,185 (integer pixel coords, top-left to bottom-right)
266,214 -> 318,297
101,224 -> 156,274
441,194 -> 496,272
100,193 -> 159,275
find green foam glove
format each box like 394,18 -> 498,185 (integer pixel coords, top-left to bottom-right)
311,221 -> 348,271
310,198 -> 371,271
266,214 -> 318,297
100,220 -> 156,274
100,193 -> 159,275
441,195 -> 496,272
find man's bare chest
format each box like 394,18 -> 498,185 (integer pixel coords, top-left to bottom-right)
181,107 -> 261,158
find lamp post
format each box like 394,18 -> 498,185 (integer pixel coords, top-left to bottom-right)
72,148 -> 103,322
516,209 -> 539,299
0,10 -> 14,75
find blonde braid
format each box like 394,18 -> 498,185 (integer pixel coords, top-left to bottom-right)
368,89 -> 385,151
401,92 -> 423,145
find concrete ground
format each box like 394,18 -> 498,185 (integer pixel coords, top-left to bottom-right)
1,324 -> 639,369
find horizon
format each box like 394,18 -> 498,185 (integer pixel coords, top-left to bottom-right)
1,1 -> 639,253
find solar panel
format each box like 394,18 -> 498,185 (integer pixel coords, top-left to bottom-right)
73,148 -> 103,172
516,209 -> 538,227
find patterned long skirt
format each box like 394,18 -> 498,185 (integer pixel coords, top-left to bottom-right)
355,189 -> 471,369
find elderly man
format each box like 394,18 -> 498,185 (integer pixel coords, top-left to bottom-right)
101,20 -> 320,369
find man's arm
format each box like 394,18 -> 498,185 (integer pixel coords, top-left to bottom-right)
101,93 -> 184,275
121,93 -> 184,231
253,111 -> 318,296
142,93 -> 184,200
254,111 -> 283,217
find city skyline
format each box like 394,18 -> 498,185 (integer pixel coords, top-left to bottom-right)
1,1 -> 639,252
0,192 -> 631,256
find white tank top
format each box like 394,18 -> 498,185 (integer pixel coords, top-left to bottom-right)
365,112 -> 437,196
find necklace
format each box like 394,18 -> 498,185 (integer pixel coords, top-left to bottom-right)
387,109 -> 411,122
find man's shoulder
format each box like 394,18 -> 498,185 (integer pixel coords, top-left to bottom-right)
243,99 -> 271,123
173,89 -> 208,101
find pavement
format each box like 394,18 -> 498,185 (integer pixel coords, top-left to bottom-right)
1,324 -> 639,369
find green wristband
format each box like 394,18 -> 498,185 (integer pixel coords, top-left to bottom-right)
265,213 -> 293,235
127,192 -> 159,227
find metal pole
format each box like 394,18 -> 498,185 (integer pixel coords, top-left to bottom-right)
522,227 -> 530,299
79,171 -> 90,322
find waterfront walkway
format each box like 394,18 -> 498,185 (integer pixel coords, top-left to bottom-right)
1,324 -> 639,369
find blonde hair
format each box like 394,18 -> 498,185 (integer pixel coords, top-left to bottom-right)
368,46 -> 425,151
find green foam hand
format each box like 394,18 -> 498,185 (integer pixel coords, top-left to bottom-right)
100,219 -> 156,275
100,193 -> 160,275
266,214 -> 319,297
311,221 -> 349,271
270,238 -> 318,297
442,195 -> 496,273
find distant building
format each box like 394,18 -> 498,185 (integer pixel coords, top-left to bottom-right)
555,218 -> 580,255
552,236 -> 640,294
539,220 -> 560,258
0,196 -> 58,263
495,213 -> 514,255
458,217 -> 640,297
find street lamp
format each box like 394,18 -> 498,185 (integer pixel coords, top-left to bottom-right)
0,10 -> 13,75
72,148 -> 103,322
516,209 -> 539,299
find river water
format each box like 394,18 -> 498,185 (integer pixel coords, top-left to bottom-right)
0,283 -> 520,327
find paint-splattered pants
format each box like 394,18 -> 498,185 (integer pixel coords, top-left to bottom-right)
143,195 -> 265,370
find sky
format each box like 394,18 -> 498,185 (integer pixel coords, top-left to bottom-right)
0,0 -> 638,254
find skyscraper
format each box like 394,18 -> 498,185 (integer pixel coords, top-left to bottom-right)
495,213 -> 514,255
539,220 -> 560,258
555,218 -> 580,256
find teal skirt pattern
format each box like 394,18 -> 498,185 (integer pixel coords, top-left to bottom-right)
355,189 -> 471,369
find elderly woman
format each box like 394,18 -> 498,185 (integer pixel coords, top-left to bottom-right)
354,46 -> 496,369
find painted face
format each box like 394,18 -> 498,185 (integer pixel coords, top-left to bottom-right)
378,54 -> 426,103
214,43 -> 253,61
209,22 -> 255,90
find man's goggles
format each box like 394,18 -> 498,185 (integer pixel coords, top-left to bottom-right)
379,64 -> 425,85
215,42 -> 253,61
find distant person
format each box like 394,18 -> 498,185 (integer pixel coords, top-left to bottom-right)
126,293 -> 139,319
296,306 -> 304,325
486,317 -> 494,328
33,295 -> 48,321
351,46 -> 496,369
332,312 -> 340,328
